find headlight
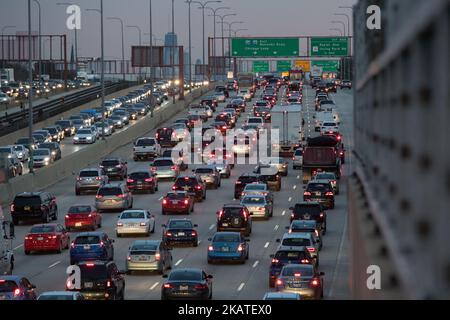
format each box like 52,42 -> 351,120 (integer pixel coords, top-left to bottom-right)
117,121 -> 122,125
87,136 -> 92,140
44,157 -> 50,162
74,137 -> 79,140
53,135 -> 58,139
18,152 -> 23,157
51,151 -> 56,155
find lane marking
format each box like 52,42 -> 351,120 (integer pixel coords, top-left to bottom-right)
282,210 -> 286,216
175,259 -> 183,266
293,185 -> 297,190
198,240 -> 202,245
209,224 -> 215,230
14,244 -> 23,250
288,197 -> 292,202
48,261 -> 61,269
274,225 -> 279,231
158,196 -> 163,201
252,261 -> 259,268
149,282 -> 159,290
297,175 -> 300,179
237,282 -> 245,291
264,242 -> 270,248
328,210 -> 349,298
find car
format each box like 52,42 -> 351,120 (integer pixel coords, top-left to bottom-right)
10,145 -> 29,162
253,106 -> 271,121
69,232 -> 114,265
240,195 -> 273,219
38,291 -> 84,300
161,268 -> 213,300
215,113 -> 234,128
37,142 -> 61,161
289,202 -> 327,234
340,80 -> 352,89
287,220 -> 322,250
304,180 -> 335,209
193,165 -> 221,189
73,128 -> 96,144
126,240 -> 173,274
269,246 -> 315,288
65,205 -> 102,231
161,191 -> 195,215
162,149 -> 188,171
212,121 -> 228,135
95,184 -> 133,212
100,157 -> 128,180
42,126 -> 62,142
234,173 -> 262,199
292,148 -> 303,169
7,155 -> 23,176
24,223 -> 70,255
55,120 -> 76,136
170,123 -> 190,141
240,183 -> 273,201
207,232 -> 249,264
320,121 -> 339,135
126,171 -> 158,194
31,133 -> 47,145
0,93 -> 11,104
150,157 -> 180,180
266,157 -> 289,176
313,172 -> 339,195
246,117 -> 264,129
109,115 -> 125,129
112,109 -> 130,124
275,264 -> 324,299
262,292 -> 302,300
187,114 -> 202,127
94,121 -> 112,136
277,233 -> 320,264
216,204 -> 252,236
10,192 -> 58,225
0,276 -> 37,300
254,164 -> 281,191
31,148 -> 52,168
133,137 -> 161,160
162,218 -> 198,247
15,137 -> 37,151
66,261 -> 124,300
116,209 -> 156,237
75,168 -> 109,195
213,91 -> 226,103
156,127 -> 177,148
33,130 -> 52,143
206,159 -> 231,179
232,136 -> 252,156
171,175 -> 206,202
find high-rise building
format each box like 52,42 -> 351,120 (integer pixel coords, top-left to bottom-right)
163,32 -> 178,78
350,0 -> 450,299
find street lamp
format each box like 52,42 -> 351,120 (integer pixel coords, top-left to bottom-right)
329,28 -> 343,36
32,0 -> 42,83
1,26 -> 16,70
332,20 -> 347,80
149,0 -> 153,83
57,3 -> 79,75
127,25 -> 142,82
334,13 -> 350,36
205,6 -> 229,65
27,0 -> 34,173
331,21 -> 346,38
107,17 -> 125,82
217,13 -> 237,57
232,28 -> 248,37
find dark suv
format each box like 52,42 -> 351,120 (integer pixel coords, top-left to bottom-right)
156,127 -> 176,148
289,202 -> 327,234
67,261 -> 125,300
172,175 -> 206,202
10,192 -> 58,225
254,165 -> 281,191
216,204 -> 252,236
100,157 -> 127,180
234,173 -> 262,199
303,180 -> 335,209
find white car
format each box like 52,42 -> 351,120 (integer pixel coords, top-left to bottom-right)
11,145 -> 30,162
188,104 -> 209,120
205,106 -> 213,118
133,137 -> 161,160
292,148 -> 303,169
240,183 -> 271,198
246,117 -> 265,129
116,209 -> 156,237
239,89 -> 251,102
0,146 -> 20,159
0,93 -> 11,104
320,121 -> 339,135
213,92 -> 226,102
170,123 -> 189,141
73,128 -> 97,144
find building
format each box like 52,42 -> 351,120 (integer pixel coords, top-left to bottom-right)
163,32 -> 178,79
350,0 -> 450,299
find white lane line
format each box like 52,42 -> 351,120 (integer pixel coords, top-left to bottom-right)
48,261 -> 61,269
274,225 -> 279,231
14,244 -> 23,250
149,282 -> 159,290
175,259 -> 183,266
282,210 -> 286,216
237,282 -> 245,291
288,197 -> 292,202
297,175 -> 300,179
264,242 -> 270,248
158,196 -> 163,201
209,224 -> 215,230
293,185 -> 297,190
252,261 -> 259,268
198,240 -> 202,245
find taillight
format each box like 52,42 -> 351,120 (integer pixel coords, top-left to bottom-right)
76,177 -> 82,181
65,214 -> 70,219
127,256 -> 131,261
140,222 -> 146,226
311,279 -> 320,287
100,241 -> 105,247
70,242 -> 75,248
155,253 -> 161,261
195,185 -> 202,190
145,178 -> 153,182
166,232 -> 172,237
95,176 -> 102,180
271,258 -> 279,264
162,199 -> 168,205
10,204 -> 15,212
163,283 -> 172,289
184,199 -> 189,205
117,194 -> 126,198
127,179 -> 134,183
106,281 -> 111,288
191,231 -> 197,236
194,284 -> 207,290
237,245 -> 244,252
96,195 -> 103,199
14,288 -> 21,297
24,236 -> 31,240
170,166 -> 176,170
320,213 -> 324,218
150,167 -> 157,171
301,259 -> 310,264
276,279 -> 283,286
307,247 -> 316,253
115,165 -> 122,168
315,230 -> 320,237
304,192 -> 312,196
117,222 -> 123,227
208,245 -> 214,251
49,235 -> 57,239
326,192 -> 334,196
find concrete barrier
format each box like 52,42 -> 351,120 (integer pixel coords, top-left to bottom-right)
0,85 -> 213,206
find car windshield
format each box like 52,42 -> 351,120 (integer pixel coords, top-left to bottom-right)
248,118 -> 262,124
195,168 -> 214,174
275,251 -> 307,261
79,265 -> 107,280
101,160 -> 119,166
166,192 -> 187,199
281,265 -> 314,277
223,207 -> 244,217
245,185 -> 265,191
30,225 -> 56,233
129,172 -> 150,179
315,173 -> 335,180
213,233 -> 240,242
241,197 -> 265,204
131,243 -> 158,252
79,171 -> 99,177
120,211 -> 145,219
169,270 -> 201,281
68,206 -> 92,214
39,144 -> 56,150
153,160 -> 174,167
14,195 -> 41,206
74,236 -> 100,245
307,184 -> 331,192
136,139 -> 155,146
72,119 -> 83,125
98,187 -> 122,196
293,205 -> 321,215
39,294 -> 77,300
168,220 -> 193,229
294,149 -> 303,156
34,149 -> 50,156
0,281 -> 18,293
171,124 -> 185,129
175,178 -> 197,187
282,237 -> 311,246
77,130 -> 92,135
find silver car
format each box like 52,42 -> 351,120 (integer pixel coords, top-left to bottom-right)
150,158 -> 180,180
275,264 -> 324,300
32,148 -> 52,168
267,157 -> 289,176
116,209 -> 156,237
126,240 -> 172,274
193,165 -> 221,189
240,195 -> 273,219
11,145 -> 29,162
207,159 -> 231,178
75,168 -> 109,195
292,148 -> 303,169
240,183 -> 273,203
277,233 -> 320,262
95,184 -> 133,212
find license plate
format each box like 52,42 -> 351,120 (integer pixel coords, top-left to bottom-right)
139,256 -> 148,261
178,232 -> 185,236
24,206 -> 31,211
179,285 -> 188,291
222,223 -> 229,227
75,222 -> 82,227
172,200 -> 178,204
233,218 -> 240,225
222,247 -> 229,252
107,168 -> 113,172
83,245 -> 91,250
37,237 -> 44,241
315,192 -> 321,196
84,282 -> 93,288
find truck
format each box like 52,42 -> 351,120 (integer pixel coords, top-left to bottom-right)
271,104 -> 304,156
236,72 -> 254,91
302,136 -> 342,184
0,68 -> 14,86
0,212 -> 15,275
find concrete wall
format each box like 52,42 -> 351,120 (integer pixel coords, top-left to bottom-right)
0,85 -> 213,206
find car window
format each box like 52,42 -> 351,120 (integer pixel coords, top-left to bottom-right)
14,195 -> 41,206
293,205 -> 321,215
79,171 -> 100,177
79,265 -> 107,280
169,270 -> 201,281
195,168 -> 214,174
241,196 -> 265,204
307,184 -> 331,192
68,206 -> 92,214
166,192 -> 187,199
98,187 -> 122,196
74,236 -> 100,245
223,207 -> 244,217
213,233 -> 240,242
0,281 -> 18,292
101,160 -> 120,166
153,159 -> 174,167
30,225 -> 56,233
136,139 -> 155,146
282,237 -> 311,247
129,172 -> 150,179
281,266 -> 314,277
120,211 -> 145,219
168,220 -> 193,229
275,251 -> 307,261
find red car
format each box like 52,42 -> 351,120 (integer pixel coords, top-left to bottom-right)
212,121 -> 229,135
65,205 -> 102,231
162,191 -> 195,215
24,223 -> 70,255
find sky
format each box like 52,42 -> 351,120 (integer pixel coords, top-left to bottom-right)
0,0 -> 357,63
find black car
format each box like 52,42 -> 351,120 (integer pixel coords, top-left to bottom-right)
100,157 -> 128,180
216,204 -> 252,236
66,261 -> 125,300
172,175 -> 206,202
15,137 -> 37,150
289,202 -> 327,234
161,268 -> 213,300
254,165 -> 282,191
156,127 -> 176,148
10,192 -> 58,225
126,171 -> 158,194
55,120 -> 75,136
42,126 -> 62,142
234,173 -> 262,199
38,142 -> 62,161
304,180 -> 335,209
200,97 -> 218,111
162,219 -> 198,247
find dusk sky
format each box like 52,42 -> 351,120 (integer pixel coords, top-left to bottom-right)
0,0 -> 357,62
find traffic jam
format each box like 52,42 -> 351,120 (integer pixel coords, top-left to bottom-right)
1,74 -> 348,301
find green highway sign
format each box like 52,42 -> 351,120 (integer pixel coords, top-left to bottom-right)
311,60 -> 340,72
252,60 -> 270,73
232,38 -> 299,57
277,60 -> 292,72
310,37 -> 349,57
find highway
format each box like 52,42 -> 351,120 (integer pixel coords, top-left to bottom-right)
2,85 -> 353,300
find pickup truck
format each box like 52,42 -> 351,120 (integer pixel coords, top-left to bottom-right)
133,137 -> 161,161
188,104 -> 209,121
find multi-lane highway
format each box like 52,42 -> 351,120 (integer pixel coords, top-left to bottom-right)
2,84 -> 353,300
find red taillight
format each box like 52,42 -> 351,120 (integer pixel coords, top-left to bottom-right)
65,215 -> 70,219
96,195 -> 103,199
117,194 -> 126,198
127,256 -> 131,261
10,204 -> 15,212
49,235 -> 57,239
326,192 -> 334,196
301,259 -> 310,264
218,210 -> 223,219
170,166 -> 176,170
311,279 -> 320,287
304,191 -> 312,196
76,177 -> 82,181
237,244 -> 244,252
145,178 -> 153,182
307,247 -> 316,253
163,283 -> 172,289
171,186 -> 176,190
24,236 -> 32,240
294,273 -> 301,278
315,230 -> 320,237
155,253 -> 161,261
95,176 -> 102,181
271,258 -> 279,264
100,241 -> 105,247
208,245 -> 214,251
163,199 -> 168,205
86,263 -> 95,267
195,185 -> 202,190
106,281 -> 111,288
150,167 -> 157,171
276,279 -> 283,286
320,213 -> 324,218
166,232 -> 172,237
13,288 -> 21,296
127,179 -> 134,183
191,231 -> 197,236
194,284 -> 207,290
70,242 -> 75,248
184,199 -> 189,205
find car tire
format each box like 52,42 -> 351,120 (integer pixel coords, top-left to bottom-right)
75,189 -> 80,196
151,223 -> 155,233
24,250 -> 30,255
56,242 -> 62,254
207,258 -> 213,265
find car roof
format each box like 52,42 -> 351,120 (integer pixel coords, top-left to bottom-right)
282,232 -> 312,239
276,245 -> 308,252
131,239 -> 161,246
16,192 -> 44,197
292,220 -> 317,227
223,204 -> 244,208
213,231 -> 241,237
0,275 -> 22,282
39,291 -> 79,296
75,232 -> 105,237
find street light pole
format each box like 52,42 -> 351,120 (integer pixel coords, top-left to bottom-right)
32,0 -> 41,83
232,28 -> 248,37
216,13 -> 236,57
186,0 -> 193,92
127,25 -> 142,82
107,17 -> 125,82
205,6 -> 229,80
332,20 -> 347,80
329,28 -> 343,36
27,0 -> 34,173
149,0 -> 153,84
171,0 -> 175,103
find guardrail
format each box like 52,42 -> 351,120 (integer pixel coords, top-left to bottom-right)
0,81 -> 134,137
